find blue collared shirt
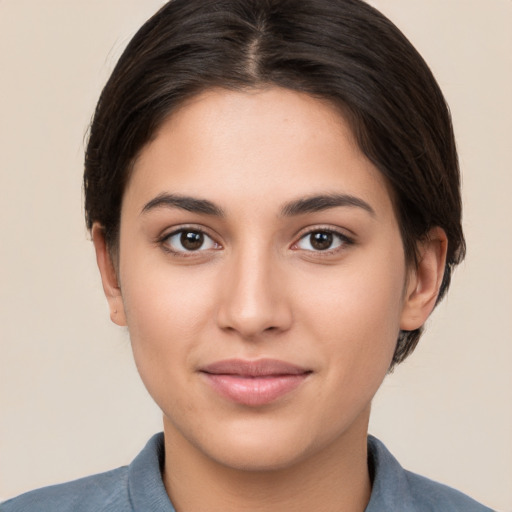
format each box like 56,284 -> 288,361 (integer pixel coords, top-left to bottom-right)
1,433 -> 494,511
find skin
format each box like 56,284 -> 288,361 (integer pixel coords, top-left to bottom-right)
93,87 -> 447,512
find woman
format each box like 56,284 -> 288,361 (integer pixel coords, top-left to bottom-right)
1,0 -> 495,510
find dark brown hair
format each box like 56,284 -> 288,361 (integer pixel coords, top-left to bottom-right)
84,0 -> 465,366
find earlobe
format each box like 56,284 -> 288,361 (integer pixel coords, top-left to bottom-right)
91,223 -> 127,326
400,227 -> 448,331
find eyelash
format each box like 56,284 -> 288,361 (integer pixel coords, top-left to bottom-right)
159,226 -> 221,257
291,228 -> 354,255
158,226 -> 354,257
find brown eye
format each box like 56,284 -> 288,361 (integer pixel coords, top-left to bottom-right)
180,231 -> 204,250
310,232 -> 333,250
295,230 -> 349,252
164,229 -> 218,253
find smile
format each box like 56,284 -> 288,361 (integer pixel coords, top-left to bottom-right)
200,358 -> 312,406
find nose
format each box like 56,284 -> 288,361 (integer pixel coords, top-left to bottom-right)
216,247 -> 293,339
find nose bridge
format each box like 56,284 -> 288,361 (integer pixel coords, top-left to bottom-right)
216,239 -> 291,338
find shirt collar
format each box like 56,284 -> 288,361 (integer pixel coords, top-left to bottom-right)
365,435 -> 417,511
128,433 -> 176,512
127,433 -> 415,512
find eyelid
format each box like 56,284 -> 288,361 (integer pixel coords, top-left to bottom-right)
290,226 -> 355,253
158,225 -> 222,255
156,224 -> 353,256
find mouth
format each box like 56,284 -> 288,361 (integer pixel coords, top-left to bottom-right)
199,358 -> 312,406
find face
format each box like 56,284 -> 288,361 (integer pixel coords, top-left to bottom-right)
95,87 -> 440,472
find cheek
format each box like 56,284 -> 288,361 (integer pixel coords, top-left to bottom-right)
120,234 -> 218,329
118,255 -> 218,390
297,247 -> 406,374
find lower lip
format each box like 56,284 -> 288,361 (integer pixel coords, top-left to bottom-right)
202,373 -> 309,406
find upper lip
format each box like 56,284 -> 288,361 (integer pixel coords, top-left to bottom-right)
200,358 -> 311,377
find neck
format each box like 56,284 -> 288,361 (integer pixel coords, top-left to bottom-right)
162,413 -> 372,512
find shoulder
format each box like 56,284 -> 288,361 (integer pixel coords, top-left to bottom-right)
402,469 -> 495,512
366,436 -> 495,512
1,433 -> 170,512
0,467 -> 130,512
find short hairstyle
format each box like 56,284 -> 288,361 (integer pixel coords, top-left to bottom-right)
84,0 -> 465,367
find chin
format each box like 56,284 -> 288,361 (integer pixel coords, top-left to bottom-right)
192,413 -> 351,473
209,437 -> 312,473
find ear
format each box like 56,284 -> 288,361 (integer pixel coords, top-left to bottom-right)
91,223 -> 127,326
400,227 -> 448,331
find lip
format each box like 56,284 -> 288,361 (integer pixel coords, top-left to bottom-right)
199,358 -> 312,406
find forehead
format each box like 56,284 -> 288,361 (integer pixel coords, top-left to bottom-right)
123,87 -> 393,217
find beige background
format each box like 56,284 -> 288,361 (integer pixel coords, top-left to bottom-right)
0,1 -> 510,510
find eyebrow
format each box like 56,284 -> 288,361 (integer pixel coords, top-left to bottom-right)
141,193 -> 225,217
281,193 -> 375,217
141,192 -> 375,218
